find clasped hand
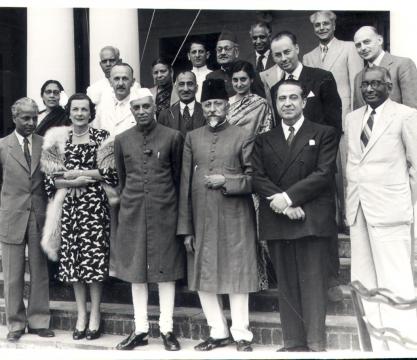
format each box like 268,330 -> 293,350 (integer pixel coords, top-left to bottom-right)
67,175 -> 97,198
204,174 -> 226,189
184,235 -> 195,253
267,193 -> 305,220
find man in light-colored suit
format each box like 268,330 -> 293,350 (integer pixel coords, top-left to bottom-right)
353,26 -> 417,110
0,98 -> 54,342
346,66 -> 417,350
259,62 -> 283,126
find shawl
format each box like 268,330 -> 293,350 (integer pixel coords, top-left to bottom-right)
35,106 -> 71,137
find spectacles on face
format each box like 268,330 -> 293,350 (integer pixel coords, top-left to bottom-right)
216,46 -> 235,53
360,80 -> 389,89
44,90 -> 60,96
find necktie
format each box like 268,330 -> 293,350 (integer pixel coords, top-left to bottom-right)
23,137 -> 31,168
360,110 -> 375,151
183,105 -> 192,131
287,126 -> 295,146
321,45 -> 328,62
256,54 -> 265,72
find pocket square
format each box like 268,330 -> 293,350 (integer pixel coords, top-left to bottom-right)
307,91 -> 315,98
309,139 -> 316,146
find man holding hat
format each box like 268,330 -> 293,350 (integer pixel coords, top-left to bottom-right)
207,29 -> 265,98
177,78 -> 258,352
114,88 -> 185,351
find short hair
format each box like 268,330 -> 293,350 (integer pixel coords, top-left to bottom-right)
355,25 -> 380,38
151,58 -> 172,72
230,60 -> 256,80
65,93 -> 96,123
175,70 -> 197,84
40,80 -> 64,97
276,79 -> 307,99
187,40 -> 207,53
110,62 -> 134,77
11,97 -> 38,119
271,30 -> 298,45
250,21 -> 272,35
309,11 -> 337,24
363,65 -> 392,83
100,45 -> 120,59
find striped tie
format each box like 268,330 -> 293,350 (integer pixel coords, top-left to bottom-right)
360,110 -> 375,151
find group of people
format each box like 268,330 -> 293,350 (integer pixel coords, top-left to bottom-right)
1,10 -> 417,353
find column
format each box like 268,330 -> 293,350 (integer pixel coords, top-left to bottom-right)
89,9 -> 140,84
390,11 -> 417,65
27,8 -> 75,110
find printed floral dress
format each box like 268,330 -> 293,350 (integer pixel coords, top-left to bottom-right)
45,127 -> 118,283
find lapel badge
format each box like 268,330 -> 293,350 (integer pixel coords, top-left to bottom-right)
309,139 -> 316,146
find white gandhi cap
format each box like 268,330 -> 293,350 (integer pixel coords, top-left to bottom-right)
129,88 -> 154,103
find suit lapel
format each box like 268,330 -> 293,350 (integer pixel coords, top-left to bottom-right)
309,46 -> 322,67
193,103 -> 205,127
279,120 -> 315,180
31,135 -> 42,175
264,126 -> 288,165
361,100 -> 394,160
323,38 -> 343,70
351,107 -> 367,157
8,132 -> 30,172
379,52 -> 394,70
173,103 -> 181,129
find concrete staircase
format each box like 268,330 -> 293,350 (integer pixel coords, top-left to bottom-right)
0,234 -> 361,351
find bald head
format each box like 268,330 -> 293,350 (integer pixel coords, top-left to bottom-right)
354,26 -> 383,63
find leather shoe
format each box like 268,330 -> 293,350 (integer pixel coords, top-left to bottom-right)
194,337 -> 231,351
116,331 -> 149,350
161,331 -> 180,351
27,327 -> 55,337
277,345 -> 310,352
86,321 -> 102,340
73,327 -> 87,340
236,340 -> 253,352
7,329 -> 25,342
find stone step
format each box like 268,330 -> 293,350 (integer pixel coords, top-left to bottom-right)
0,299 -> 360,350
0,273 -> 355,316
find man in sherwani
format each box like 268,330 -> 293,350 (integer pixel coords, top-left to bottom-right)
114,88 -> 184,351
353,26 -> 417,110
177,79 -> 258,352
346,66 -> 417,350
252,79 -> 338,351
158,70 -> 206,136
0,98 -> 54,341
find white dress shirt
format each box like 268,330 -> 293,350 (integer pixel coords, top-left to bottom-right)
284,62 -> 303,80
192,65 -> 212,102
362,100 -> 387,130
87,78 -> 141,106
369,50 -> 385,67
256,50 -> 270,69
14,131 -> 32,156
180,100 -> 195,117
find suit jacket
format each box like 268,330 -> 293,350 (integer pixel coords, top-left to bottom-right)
246,51 -> 275,72
270,66 -> 342,134
0,133 -> 47,244
150,85 -> 180,107
303,38 -> 364,126
260,64 -> 284,126
158,101 -> 205,136
353,52 -> 417,110
252,119 -> 338,241
346,99 -> 417,226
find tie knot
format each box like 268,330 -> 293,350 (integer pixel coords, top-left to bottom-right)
23,137 -> 29,144
289,126 -> 295,133
322,45 -> 328,53
259,54 -> 265,60
371,110 -> 376,115
287,74 -> 294,80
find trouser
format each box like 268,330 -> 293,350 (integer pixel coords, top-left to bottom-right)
197,291 -> 253,342
1,211 -> 50,331
350,205 -> 417,351
268,237 -> 328,351
131,281 -> 175,335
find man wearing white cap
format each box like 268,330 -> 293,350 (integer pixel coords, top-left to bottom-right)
114,88 -> 185,351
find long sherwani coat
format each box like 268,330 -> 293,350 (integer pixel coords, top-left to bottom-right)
114,122 -> 185,283
177,122 -> 258,294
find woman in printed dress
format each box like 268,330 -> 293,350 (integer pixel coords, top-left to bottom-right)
42,93 -> 117,341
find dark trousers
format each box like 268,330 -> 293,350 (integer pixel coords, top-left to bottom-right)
268,236 -> 329,351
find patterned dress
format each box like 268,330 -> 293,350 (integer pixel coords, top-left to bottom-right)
45,127 -> 118,283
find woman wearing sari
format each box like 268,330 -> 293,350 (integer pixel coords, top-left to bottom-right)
228,60 -> 274,290
35,80 -> 71,136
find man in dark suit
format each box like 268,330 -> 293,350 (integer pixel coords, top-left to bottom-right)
0,98 -> 54,342
247,22 -> 275,73
158,70 -> 205,136
252,79 -> 339,351
207,29 -> 265,98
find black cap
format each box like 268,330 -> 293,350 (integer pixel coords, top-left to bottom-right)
201,79 -> 229,102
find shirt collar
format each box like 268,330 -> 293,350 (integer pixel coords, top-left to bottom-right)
192,65 -> 208,73
180,100 -> 195,112
256,49 -> 270,60
320,37 -> 335,50
114,94 -> 131,107
14,130 -> 32,146
364,98 -> 388,118
286,62 -> 303,80
369,50 -> 385,67
281,115 -> 305,135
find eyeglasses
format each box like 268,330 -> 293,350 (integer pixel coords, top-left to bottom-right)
360,80 -> 390,89
216,46 -> 235,53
